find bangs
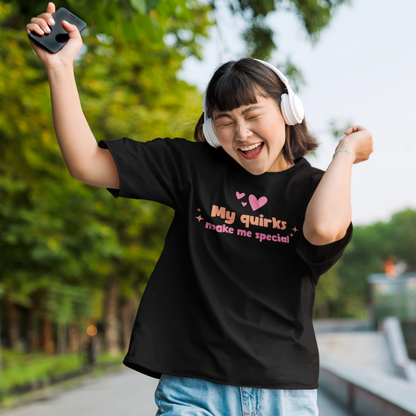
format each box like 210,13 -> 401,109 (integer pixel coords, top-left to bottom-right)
206,70 -> 260,117
196,58 -> 318,160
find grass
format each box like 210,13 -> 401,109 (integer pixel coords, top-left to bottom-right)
0,349 -> 125,399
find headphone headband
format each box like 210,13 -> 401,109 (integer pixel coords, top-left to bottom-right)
203,59 -> 304,148
253,59 -> 290,94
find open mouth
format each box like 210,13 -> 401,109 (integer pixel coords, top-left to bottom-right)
238,142 -> 264,160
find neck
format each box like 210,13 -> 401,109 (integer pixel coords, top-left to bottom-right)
267,154 -> 295,172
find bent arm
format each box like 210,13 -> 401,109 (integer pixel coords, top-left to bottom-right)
47,64 -> 119,188
303,126 -> 373,245
303,151 -> 353,245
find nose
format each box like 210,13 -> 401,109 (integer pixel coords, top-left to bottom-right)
235,122 -> 253,142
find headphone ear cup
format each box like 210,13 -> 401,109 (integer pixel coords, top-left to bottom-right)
289,94 -> 305,123
203,117 -> 221,148
280,94 -> 293,125
280,93 -> 304,125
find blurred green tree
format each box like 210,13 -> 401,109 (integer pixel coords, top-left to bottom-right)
1,0 -> 210,58
315,209 -> 416,319
214,0 -> 351,60
3,0 -> 350,60
0,0 -> 209,354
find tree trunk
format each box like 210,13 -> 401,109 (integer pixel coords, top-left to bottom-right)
25,307 -> 37,353
120,296 -> 140,352
103,276 -> 120,356
5,299 -> 19,350
41,317 -> 55,354
56,323 -> 67,354
68,323 -> 80,353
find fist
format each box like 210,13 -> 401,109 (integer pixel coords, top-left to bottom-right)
26,2 -> 83,69
336,126 -> 373,164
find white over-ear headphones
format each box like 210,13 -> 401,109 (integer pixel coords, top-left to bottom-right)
202,59 -> 305,148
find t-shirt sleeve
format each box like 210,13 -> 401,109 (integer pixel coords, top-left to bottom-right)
296,221 -> 353,283
98,137 -> 188,210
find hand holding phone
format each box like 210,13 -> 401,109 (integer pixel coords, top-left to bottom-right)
26,3 -> 86,68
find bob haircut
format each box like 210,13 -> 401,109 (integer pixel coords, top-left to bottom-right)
194,58 -> 318,162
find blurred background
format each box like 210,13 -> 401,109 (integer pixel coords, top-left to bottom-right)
0,0 -> 415,415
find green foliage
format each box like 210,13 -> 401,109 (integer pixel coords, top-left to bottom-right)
387,210 -> 416,271
0,0 -> 208,325
229,0 -> 350,60
0,350 -> 83,391
328,118 -> 354,140
316,209 -> 416,318
0,349 -> 124,400
275,56 -> 305,93
44,283 -> 94,324
242,19 -> 275,59
97,351 -> 125,365
2,0 -> 212,58
236,0 -> 278,17
314,261 -> 341,318
2,0 -> 350,61
289,0 -> 350,43
130,0 -> 159,14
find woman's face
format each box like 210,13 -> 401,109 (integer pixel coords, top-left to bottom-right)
212,94 -> 293,175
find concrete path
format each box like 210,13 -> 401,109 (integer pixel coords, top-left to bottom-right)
0,369 -> 353,416
316,331 -> 398,377
0,370 -> 159,416
318,390 -> 352,416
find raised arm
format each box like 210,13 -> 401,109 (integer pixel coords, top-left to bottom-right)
303,126 -> 373,245
26,2 -> 119,189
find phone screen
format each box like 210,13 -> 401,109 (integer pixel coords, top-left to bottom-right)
29,7 -> 87,54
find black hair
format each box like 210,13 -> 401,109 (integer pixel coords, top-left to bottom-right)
194,58 -> 318,162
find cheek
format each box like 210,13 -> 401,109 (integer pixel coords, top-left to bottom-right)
216,130 -> 233,148
264,127 -> 286,150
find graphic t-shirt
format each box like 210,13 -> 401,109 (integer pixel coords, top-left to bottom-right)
98,137 -> 353,389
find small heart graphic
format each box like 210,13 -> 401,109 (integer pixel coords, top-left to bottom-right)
249,195 -> 268,211
242,202 -> 247,207
236,191 -> 245,200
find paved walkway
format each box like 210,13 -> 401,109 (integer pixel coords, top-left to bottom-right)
0,369 -> 352,416
316,331 -> 416,415
0,370 -> 158,416
316,331 -> 398,377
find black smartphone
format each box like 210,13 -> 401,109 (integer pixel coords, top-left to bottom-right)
29,7 -> 87,54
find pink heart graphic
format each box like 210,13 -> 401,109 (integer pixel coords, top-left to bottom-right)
242,202 -> 247,207
249,194 -> 268,211
236,191 -> 245,200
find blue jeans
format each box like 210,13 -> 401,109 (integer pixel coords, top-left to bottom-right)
155,374 -> 319,415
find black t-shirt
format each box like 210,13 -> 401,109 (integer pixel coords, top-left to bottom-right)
98,137 -> 353,389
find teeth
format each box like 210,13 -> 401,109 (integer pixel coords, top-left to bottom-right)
240,143 -> 262,151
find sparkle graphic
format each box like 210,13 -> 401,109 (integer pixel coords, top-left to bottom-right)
197,208 -> 201,212
292,227 -> 298,233
195,215 -> 204,222
290,233 -> 294,237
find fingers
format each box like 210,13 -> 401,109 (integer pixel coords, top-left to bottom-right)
339,126 -> 373,164
26,3 -> 55,35
46,2 -> 56,15
26,23 -> 42,36
61,20 -> 81,39
28,16 -> 52,35
344,125 -> 364,135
